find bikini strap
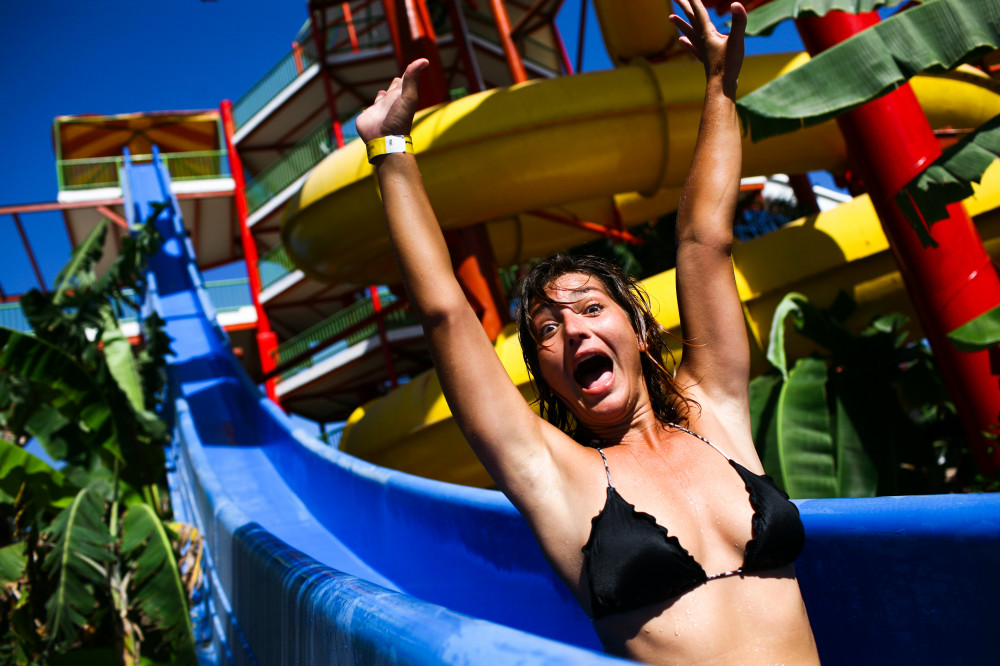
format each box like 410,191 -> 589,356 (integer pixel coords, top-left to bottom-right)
667,422 -> 731,461
596,447 -> 614,488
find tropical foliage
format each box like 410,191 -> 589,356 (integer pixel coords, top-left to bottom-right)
0,213 -> 198,665
896,113 -> 1000,244
749,292 -> 976,498
745,0 -> 907,37
737,0 -> 1000,142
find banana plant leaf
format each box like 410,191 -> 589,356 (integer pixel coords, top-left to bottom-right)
0,327 -> 122,465
100,307 -> 145,412
747,0 -> 907,37
0,436 -> 76,515
765,292 -> 808,378
829,371 -> 883,496
122,503 -> 197,664
947,304 -> 1000,352
0,542 -> 27,583
51,220 -> 108,307
776,357 -> 839,498
896,113 -> 1000,246
42,486 -> 116,650
749,372 -> 786,490
736,0 -> 1000,142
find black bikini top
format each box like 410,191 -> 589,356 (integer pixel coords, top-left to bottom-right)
582,424 -> 805,620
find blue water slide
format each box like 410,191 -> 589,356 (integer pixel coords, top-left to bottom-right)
121,151 -> 1000,664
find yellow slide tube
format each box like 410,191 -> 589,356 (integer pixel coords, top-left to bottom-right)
280,47 -> 1000,486
340,164 -> 1000,488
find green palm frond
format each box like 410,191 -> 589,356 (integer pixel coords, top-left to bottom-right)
0,542 -> 27,583
42,487 -> 115,650
0,436 -> 75,519
747,0 -> 908,37
737,0 -> 1000,142
121,504 -> 196,664
896,114 -> 1000,245
51,220 -> 108,307
0,327 -> 121,465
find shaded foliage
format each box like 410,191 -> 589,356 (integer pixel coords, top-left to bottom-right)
751,292 -> 975,497
0,208 -> 197,665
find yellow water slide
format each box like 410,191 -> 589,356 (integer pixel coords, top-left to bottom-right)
281,2 -> 1000,487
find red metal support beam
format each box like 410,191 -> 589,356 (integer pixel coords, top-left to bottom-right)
220,99 -> 281,406
310,3 -> 348,149
343,2 -> 361,52
11,213 -> 48,292
796,10 -> 1000,473
528,209 -> 643,244
369,285 -> 399,387
487,0 -> 529,83
95,204 -> 129,229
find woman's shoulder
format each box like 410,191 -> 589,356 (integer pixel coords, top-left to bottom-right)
677,398 -> 762,473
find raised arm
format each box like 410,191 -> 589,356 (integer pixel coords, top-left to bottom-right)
355,62 -> 557,495
669,1 -> 750,407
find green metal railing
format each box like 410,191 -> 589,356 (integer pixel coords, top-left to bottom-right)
232,5 -> 393,132
0,278 -> 252,333
233,38 -> 319,129
325,12 -> 393,56
57,151 -> 230,192
244,121 -> 357,214
275,292 -> 418,381
0,302 -> 30,333
259,245 -> 298,290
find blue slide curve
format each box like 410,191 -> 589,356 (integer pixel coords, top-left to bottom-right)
124,152 -> 1000,664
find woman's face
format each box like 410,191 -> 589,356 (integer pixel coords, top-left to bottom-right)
529,272 -> 650,432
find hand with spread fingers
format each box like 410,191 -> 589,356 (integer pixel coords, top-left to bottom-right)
669,0 -> 746,98
356,58 -> 429,144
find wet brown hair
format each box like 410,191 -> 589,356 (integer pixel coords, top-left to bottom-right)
514,254 -> 693,442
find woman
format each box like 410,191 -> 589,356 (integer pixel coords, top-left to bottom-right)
356,1 -> 819,662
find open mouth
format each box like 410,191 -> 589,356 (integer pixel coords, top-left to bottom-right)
573,353 -> 614,391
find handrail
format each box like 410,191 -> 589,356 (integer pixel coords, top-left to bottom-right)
57,150 -> 230,192
270,294 -> 418,382
232,32 -> 319,130
244,121 -> 352,215
1,279 -> 252,332
259,245 -> 299,290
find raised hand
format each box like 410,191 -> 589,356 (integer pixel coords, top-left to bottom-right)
356,58 -> 429,144
669,0 -> 746,98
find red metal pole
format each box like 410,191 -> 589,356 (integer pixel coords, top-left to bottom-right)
369,286 -> 398,387
796,10 -> 1000,472
342,2 -> 361,52
220,99 -> 281,406
488,0 -> 529,83
310,6 -> 347,149
11,213 -> 48,292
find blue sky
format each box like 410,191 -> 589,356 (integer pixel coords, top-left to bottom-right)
0,1 -> 803,294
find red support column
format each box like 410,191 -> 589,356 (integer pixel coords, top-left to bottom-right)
12,213 -> 48,292
444,226 -> 510,340
310,5 -> 347,149
369,286 -> 399,387
488,0 -> 529,83
796,10 -> 1000,472
220,99 -> 281,406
